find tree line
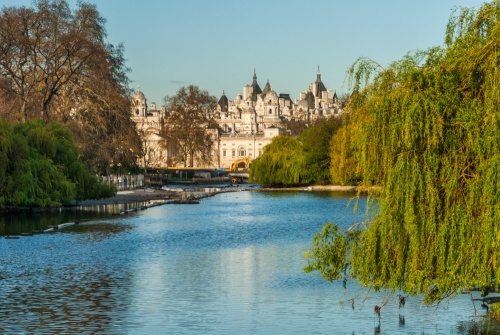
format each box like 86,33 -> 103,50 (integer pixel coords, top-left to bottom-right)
0,0 -> 141,174
249,117 -> 345,186
0,0 -> 139,207
302,0 -> 500,317
0,119 -> 115,207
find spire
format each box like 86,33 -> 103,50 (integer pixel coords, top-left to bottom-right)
314,66 -> 327,98
262,79 -> 272,97
218,89 -> 229,113
250,69 -> 262,101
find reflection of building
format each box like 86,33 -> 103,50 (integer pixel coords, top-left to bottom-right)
131,89 -> 168,168
212,68 -> 343,168
131,68 -> 343,170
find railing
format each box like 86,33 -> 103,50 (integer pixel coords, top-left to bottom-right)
100,174 -> 145,190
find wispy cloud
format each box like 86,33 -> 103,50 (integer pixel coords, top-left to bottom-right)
170,80 -> 186,85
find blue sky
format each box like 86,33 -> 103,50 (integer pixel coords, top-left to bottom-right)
2,0 -> 487,106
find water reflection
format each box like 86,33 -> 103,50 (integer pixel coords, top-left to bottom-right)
1,191 -> 499,334
0,202 -> 146,236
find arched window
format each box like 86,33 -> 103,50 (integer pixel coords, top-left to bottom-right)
269,109 -> 272,114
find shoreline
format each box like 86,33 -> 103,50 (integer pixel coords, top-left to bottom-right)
1,185 -> 364,212
76,185 -> 361,206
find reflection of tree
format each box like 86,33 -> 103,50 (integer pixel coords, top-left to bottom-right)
161,85 -> 217,167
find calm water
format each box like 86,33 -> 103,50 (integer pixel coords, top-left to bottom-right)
1,190 -> 499,334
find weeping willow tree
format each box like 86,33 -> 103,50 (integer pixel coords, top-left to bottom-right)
306,1 -> 500,310
0,119 -> 115,207
249,136 -> 305,185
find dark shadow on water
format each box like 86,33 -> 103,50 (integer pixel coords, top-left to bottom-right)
0,202 -> 147,236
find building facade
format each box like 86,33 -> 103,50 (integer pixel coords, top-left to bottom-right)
131,69 -> 343,170
131,89 -> 169,169
212,68 -> 343,168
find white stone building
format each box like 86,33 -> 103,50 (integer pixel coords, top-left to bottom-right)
131,89 -> 168,169
212,69 -> 342,169
130,68 -> 343,170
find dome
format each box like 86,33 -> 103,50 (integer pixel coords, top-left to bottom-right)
133,89 -> 146,100
298,99 -> 309,108
218,91 -> 229,113
266,90 -> 278,99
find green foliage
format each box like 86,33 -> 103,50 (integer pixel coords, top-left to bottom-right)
329,117 -> 363,186
0,1 -> 141,173
250,118 -> 343,186
250,136 -> 305,185
300,118 -> 343,184
306,1 -> 500,305
0,118 -> 115,207
304,223 -> 360,281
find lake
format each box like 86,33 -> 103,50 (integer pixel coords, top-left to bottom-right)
1,190 -> 499,334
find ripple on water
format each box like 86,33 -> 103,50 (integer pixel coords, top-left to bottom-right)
1,192 -> 500,334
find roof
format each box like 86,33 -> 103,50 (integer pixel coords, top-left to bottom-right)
250,69 -> 262,101
262,80 -> 272,97
133,89 -> 146,100
218,91 -> 228,112
315,69 -> 327,98
306,90 -> 315,109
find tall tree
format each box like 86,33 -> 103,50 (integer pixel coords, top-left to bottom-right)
305,1 -> 500,310
300,117 -> 343,184
0,119 -> 115,207
250,136 -> 305,185
0,0 -> 141,172
0,0 -> 105,121
161,85 -> 217,167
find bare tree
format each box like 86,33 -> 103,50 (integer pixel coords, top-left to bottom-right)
0,0 -> 141,173
161,85 -> 217,167
0,0 -> 106,121
137,127 -> 165,173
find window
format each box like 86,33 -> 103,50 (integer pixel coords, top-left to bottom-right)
223,150 -> 226,157
269,109 -> 272,114
239,149 -> 246,156
232,150 -> 235,157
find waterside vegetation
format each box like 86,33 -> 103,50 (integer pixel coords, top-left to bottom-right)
0,0 -> 140,208
249,117 -> 344,186
0,119 -> 115,208
304,1 -> 500,318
